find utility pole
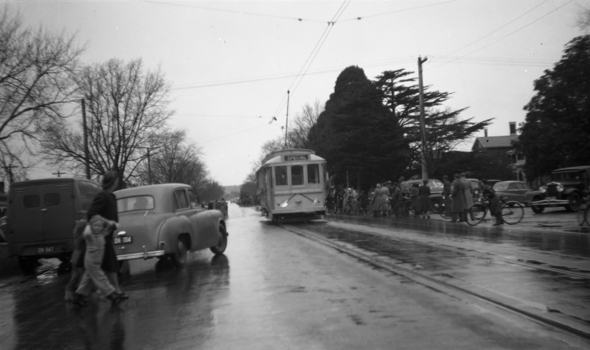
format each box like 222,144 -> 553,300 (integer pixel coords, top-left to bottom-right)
418,56 -> 428,180
52,170 -> 64,177
81,99 -> 90,180
285,90 -> 290,149
4,165 -> 16,184
147,147 -> 152,185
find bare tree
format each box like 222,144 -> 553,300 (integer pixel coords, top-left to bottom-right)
577,5 -> 590,33
135,129 -> 209,191
288,100 -> 324,149
0,9 -> 83,182
39,58 -> 173,184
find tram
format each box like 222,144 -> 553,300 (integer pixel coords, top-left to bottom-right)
256,149 -> 328,222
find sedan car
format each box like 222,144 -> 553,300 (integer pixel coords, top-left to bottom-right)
401,179 -> 445,212
114,183 -> 228,267
492,181 -> 534,205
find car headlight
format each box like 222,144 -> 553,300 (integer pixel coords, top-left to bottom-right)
557,184 -> 564,192
539,186 -> 546,193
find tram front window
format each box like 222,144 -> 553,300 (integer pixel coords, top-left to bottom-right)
275,166 -> 288,186
308,164 -> 319,184
292,165 -> 303,186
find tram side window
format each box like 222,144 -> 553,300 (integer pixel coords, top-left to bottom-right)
275,166 -> 288,186
292,165 -> 303,186
307,164 -> 319,184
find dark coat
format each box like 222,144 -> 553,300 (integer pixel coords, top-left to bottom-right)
452,179 -> 467,212
417,185 -> 432,213
77,190 -> 120,272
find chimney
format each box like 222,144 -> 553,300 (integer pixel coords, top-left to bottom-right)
484,128 -> 488,137
509,122 -> 516,135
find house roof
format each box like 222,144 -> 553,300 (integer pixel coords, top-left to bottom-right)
472,134 -> 518,151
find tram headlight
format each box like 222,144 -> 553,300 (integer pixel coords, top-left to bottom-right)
279,200 -> 289,208
313,198 -> 320,204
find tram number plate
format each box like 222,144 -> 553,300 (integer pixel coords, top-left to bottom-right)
284,155 -> 308,161
37,246 -> 54,253
114,236 -> 133,245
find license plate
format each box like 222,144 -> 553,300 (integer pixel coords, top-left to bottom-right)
37,246 -> 54,253
114,236 -> 133,245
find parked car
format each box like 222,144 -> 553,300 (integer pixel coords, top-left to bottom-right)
530,165 -> 590,213
401,179 -> 445,213
114,183 -> 228,267
492,181 -> 535,205
5,178 -> 101,274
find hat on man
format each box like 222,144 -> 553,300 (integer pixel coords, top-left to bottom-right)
101,171 -> 119,189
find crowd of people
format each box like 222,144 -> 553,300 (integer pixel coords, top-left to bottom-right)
327,173 -> 504,226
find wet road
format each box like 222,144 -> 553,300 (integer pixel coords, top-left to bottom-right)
0,204 -> 588,349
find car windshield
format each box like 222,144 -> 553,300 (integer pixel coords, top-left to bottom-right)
493,182 -> 509,191
117,195 -> 155,213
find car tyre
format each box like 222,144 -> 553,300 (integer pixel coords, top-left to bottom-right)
565,193 -> 581,212
18,257 -> 38,275
531,197 -> 545,214
210,225 -> 228,255
170,237 -> 188,268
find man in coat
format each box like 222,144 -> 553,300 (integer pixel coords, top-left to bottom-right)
461,173 -> 474,221
442,175 -> 452,217
451,173 -> 466,223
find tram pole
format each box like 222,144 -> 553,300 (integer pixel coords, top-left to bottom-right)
418,56 -> 428,180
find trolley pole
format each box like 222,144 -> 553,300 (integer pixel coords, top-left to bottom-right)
418,56 -> 428,180
285,90 -> 290,148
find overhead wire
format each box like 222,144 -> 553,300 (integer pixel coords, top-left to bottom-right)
429,0 -> 573,71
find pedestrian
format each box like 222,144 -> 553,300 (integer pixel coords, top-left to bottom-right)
73,171 -> 127,306
410,183 -> 419,216
442,175 -> 452,217
399,176 -> 409,195
451,173 -> 467,223
483,184 -> 504,226
461,173 -> 474,221
359,190 -> 368,215
64,219 -> 88,302
372,184 -> 385,217
417,179 -> 432,219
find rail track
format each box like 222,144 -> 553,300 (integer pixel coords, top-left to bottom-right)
281,223 -> 590,345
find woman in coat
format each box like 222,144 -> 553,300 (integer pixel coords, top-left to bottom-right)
372,184 -> 386,217
417,179 -> 432,219
74,171 -> 127,306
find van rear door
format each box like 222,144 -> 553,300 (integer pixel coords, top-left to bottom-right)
9,185 -> 43,243
40,182 -> 75,241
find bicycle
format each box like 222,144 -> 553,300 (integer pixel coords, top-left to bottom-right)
393,195 -> 416,218
343,198 -> 360,215
467,196 -> 524,226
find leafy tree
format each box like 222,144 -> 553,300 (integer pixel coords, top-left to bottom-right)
199,179 -> 225,203
0,10 -> 83,182
39,58 -> 173,185
518,35 -> 590,180
308,66 -> 409,190
374,69 -> 491,177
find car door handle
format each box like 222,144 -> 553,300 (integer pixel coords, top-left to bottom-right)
41,209 -> 47,212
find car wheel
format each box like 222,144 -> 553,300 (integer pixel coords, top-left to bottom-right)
210,226 -> 228,255
566,193 -> 581,212
170,237 -> 188,268
18,257 -> 38,275
531,197 -> 545,213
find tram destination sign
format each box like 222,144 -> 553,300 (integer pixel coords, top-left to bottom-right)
284,155 -> 309,161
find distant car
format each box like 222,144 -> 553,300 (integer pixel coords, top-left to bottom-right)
114,184 -> 228,267
401,179 -> 444,213
530,165 -> 590,213
492,181 -> 535,205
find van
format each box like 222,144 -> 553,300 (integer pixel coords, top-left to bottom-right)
5,178 -> 101,274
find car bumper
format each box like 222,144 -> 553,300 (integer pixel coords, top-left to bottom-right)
116,250 -> 165,261
531,198 -> 569,207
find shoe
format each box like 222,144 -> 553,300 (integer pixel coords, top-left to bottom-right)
72,293 -> 89,307
107,292 -> 125,305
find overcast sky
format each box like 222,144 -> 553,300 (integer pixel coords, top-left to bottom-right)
10,0 -> 588,186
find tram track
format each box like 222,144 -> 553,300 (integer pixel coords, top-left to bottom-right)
281,223 -> 590,344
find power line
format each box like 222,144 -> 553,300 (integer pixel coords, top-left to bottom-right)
429,0 -> 573,71
338,0 -> 457,22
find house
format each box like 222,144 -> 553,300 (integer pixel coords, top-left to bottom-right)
472,122 -> 526,182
